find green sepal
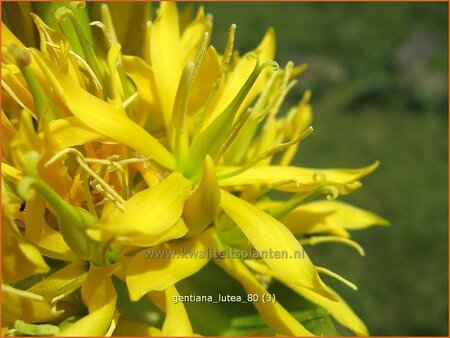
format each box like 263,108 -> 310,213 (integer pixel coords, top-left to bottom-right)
16,151 -> 103,266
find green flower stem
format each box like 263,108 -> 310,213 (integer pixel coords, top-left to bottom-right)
7,45 -> 60,123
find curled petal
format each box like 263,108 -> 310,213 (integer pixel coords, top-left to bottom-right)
220,190 -> 337,301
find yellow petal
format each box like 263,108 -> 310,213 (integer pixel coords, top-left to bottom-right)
183,155 -> 220,237
162,286 -> 193,336
122,55 -> 163,130
188,45 -> 220,114
30,13 -> 79,81
220,190 -> 336,301
2,163 -> 22,183
31,50 -> 175,169
279,92 -> 313,165
2,23 -> 46,88
282,200 -> 389,236
100,172 -> 191,236
2,217 -> 50,284
180,6 -> 211,65
44,116 -> 108,150
58,265 -> 117,336
24,194 -> 46,242
208,28 -> 275,124
218,162 -> 379,193
300,235 -> 366,256
23,194 -> 77,261
126,230 -> 215,301
100,218 -> 188,248
215,257 -> 313,336
2,285 -> 60,324
2,65 -> 35,115
27,262 -> 88,300
151,2 -> 182,126
246,260 -> 368,336
37,226 -> 80,261
107,43 -> 125,105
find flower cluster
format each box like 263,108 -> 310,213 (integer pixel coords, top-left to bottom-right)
2,2 -> 388,336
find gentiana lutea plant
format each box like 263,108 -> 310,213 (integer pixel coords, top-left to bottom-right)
1,2 -> 388,336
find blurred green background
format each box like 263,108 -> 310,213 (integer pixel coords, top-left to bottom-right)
196,2 -> 448,336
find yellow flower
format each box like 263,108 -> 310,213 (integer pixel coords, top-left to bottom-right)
2,2 -> 388,336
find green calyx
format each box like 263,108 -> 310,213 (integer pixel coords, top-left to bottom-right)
17,151 -> 103,266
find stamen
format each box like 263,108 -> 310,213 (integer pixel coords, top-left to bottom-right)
299,236 -> 365,256
217,107 -> 253,160
46,148 -> 125,209
123,92 -> 139,109
322,185 -> 339,200
89,21 -> 113,48
117,157 -> 151,165
1,79 -> 35,116
76,158 -> 125,210
55,7 -> 108,97
193,32 -> 210,77
222,71 -> 282,165
248,179 -> 299,202
191,24 -> 235,136
144,21 -> 152,64
266,190 -> 318,220
259,59 -> 279,72
316,266 -> 358,291
251,70 -> 280,119
171,61 -> 195,170
100,4 -> 118,45
313,170 -> 327,183
42,43 -> 103,92
220,24 -> 236,75
218,126 -> 313,180
185,53 -> 272,178
172,61 -> 196,134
